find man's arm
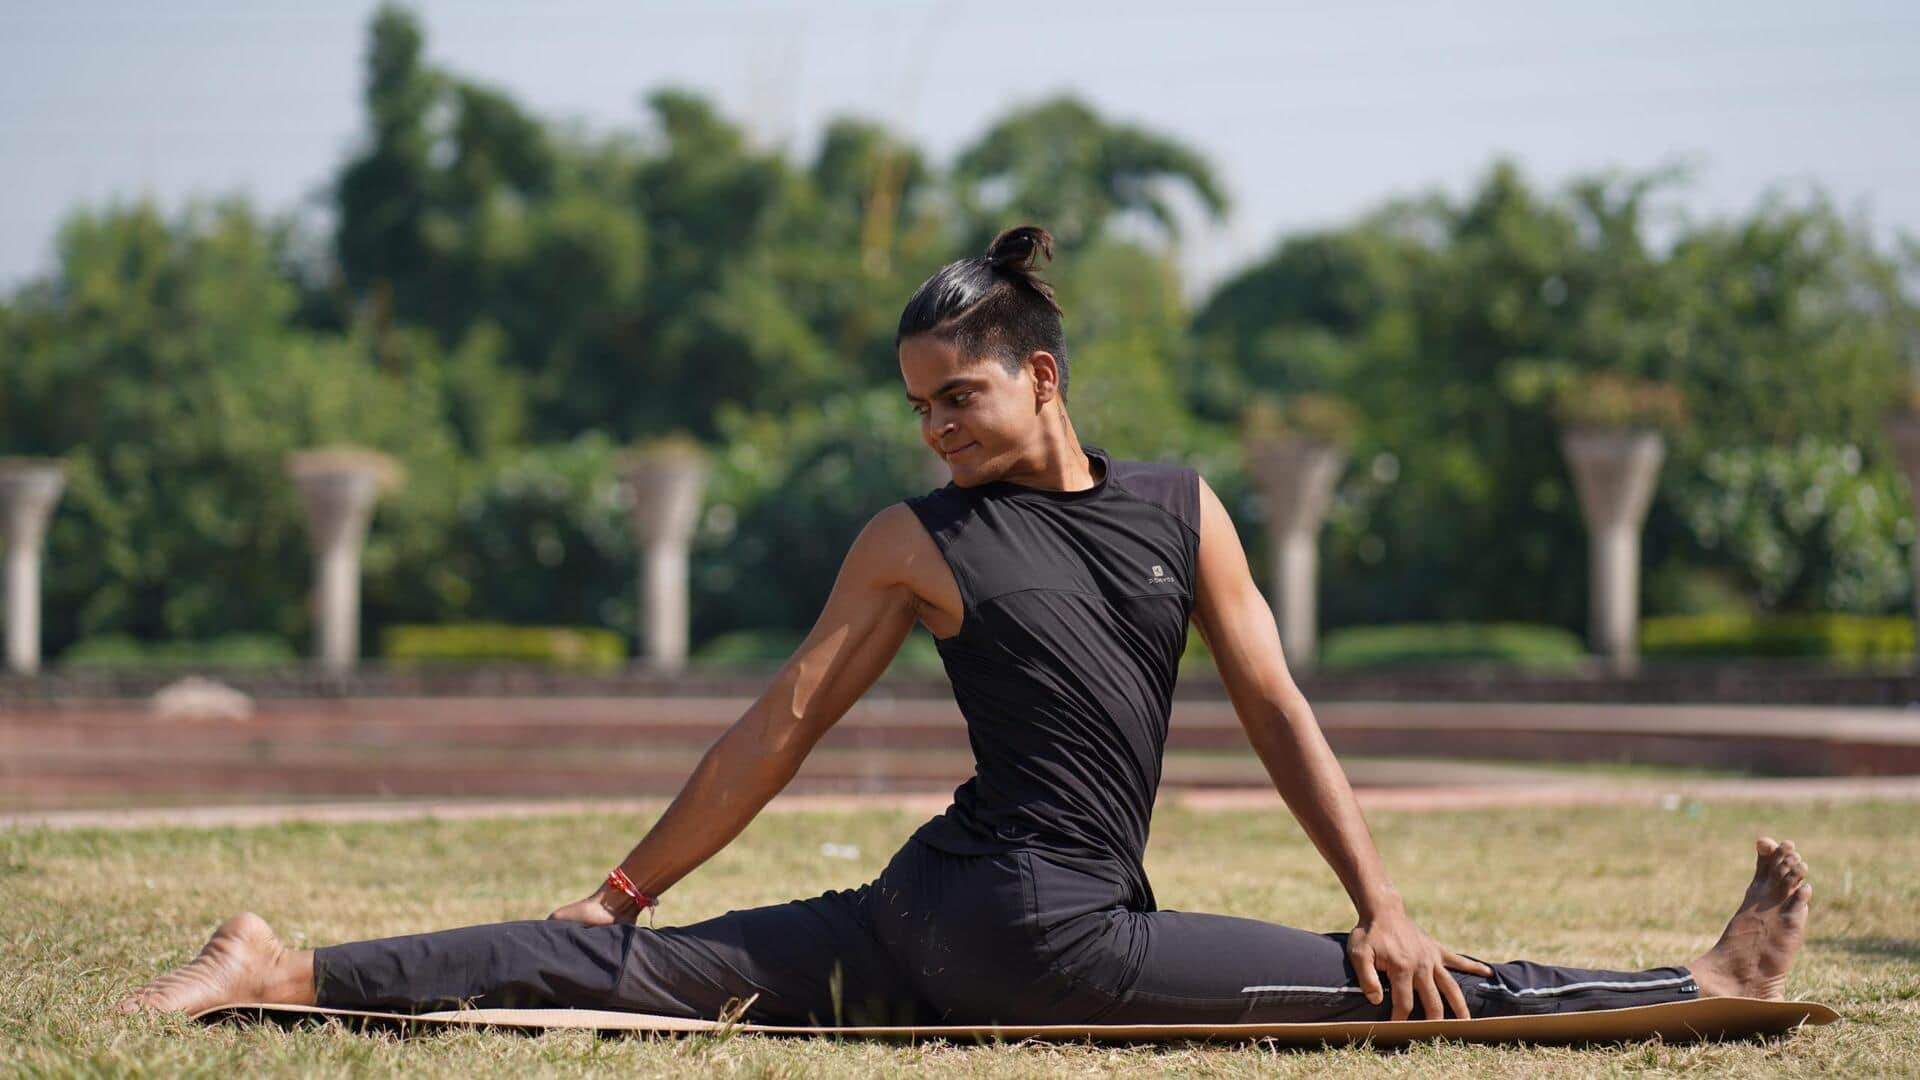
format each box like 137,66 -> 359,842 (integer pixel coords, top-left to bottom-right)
551,504 -> 923,923
1188,474 -> 1488,1020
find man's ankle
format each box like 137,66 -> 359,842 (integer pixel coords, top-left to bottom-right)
1687,958 -> 1735,998
272,949 -> 320,1006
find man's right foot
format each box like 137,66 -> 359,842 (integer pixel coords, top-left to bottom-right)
117,912 -> 310,1016
1689,837 -> 1811,1001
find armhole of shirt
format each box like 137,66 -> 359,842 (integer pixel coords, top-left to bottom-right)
902,488 -> 980,638
1174,468 -> 1201,612
1178,467 -> 1201,580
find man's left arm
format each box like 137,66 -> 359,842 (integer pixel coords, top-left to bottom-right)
1187,474 -> 1490,1020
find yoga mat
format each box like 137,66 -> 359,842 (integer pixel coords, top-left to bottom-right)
198,997 -> 1839,1046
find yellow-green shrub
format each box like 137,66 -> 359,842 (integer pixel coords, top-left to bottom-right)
381,624 -> 626,669
1640,614 -> 1913,661
1318,622 -> 1587,670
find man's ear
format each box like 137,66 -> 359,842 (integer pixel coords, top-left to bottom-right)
1028,351 -> 1063,406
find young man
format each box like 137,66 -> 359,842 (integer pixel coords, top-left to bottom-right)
124,227 -> 1809,1027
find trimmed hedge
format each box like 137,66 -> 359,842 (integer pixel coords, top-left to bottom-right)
59,632 -> 298,670
1318,622 -> 1588,671
1640,614 -> 1913,661
689,627 -> 946,677
381,624 -> 626,669
689,629 -> 803,668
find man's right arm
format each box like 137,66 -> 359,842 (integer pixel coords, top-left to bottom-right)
550,503 -> 925,923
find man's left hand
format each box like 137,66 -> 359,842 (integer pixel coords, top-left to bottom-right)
1347,905 -> 1492,1020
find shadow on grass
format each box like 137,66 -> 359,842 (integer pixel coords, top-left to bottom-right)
1814,936 -> 1920,962
201,1008 -> 1806,1054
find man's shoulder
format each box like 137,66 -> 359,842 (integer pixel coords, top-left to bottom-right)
1105,456 -> 1201,534
860,497 -> 969,566
837,501 -> 952,593
899,483 -> 973,540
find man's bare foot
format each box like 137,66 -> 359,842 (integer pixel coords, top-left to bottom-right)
1689,837 -> 1811,1000
117,912 -> 315,1016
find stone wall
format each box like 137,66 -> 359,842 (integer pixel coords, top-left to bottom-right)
5,660 -> 1920,707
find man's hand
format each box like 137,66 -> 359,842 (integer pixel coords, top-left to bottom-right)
547,887 -> 629,927
1348,904 -> 1492,1021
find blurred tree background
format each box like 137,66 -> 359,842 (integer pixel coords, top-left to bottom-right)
1,3 -> 1916,665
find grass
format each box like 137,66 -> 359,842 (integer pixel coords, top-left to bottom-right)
2,799 -> 1916,1077
0,755 -> 1755,815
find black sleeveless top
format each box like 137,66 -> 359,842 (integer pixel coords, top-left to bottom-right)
903,444 -> 1201,911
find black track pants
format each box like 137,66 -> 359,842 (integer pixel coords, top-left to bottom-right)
313,839 -> 1698,1025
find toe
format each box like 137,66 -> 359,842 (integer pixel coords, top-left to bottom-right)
1783,883 -> 1813,924
1756,836 -> 1781,861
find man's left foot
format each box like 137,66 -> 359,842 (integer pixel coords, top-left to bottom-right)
118,912 -> 306,1016
1689,837 -> 1811,1000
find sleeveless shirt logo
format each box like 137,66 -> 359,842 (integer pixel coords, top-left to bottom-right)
1148,564 -> 1177,585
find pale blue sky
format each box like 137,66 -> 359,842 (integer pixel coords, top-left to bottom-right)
2,0 -> 1915,293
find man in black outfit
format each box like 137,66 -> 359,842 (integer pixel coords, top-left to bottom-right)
125,227 -> 1810,1028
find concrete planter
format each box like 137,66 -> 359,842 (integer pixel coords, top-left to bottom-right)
0,458 -> 66,674
287,449 -> 403,674
619,446 -> 710,674
1244,438 -> 1347,671
1559,428 -> 1665,674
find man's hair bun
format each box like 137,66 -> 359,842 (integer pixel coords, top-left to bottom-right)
985,225 -> 1054,274
983,225 -> 1059,311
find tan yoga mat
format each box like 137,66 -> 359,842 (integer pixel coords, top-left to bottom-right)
197,997 -> 1839,1046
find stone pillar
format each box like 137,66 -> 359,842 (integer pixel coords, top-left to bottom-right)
1885,415 -> 1920,656
287,449 -> 401,674
1560,429 -> 1665,674
0,458 -> 66,674
1245,439 -> 1346,671
620,445 -> 709,673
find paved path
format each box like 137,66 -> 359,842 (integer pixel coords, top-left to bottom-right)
7,775 -> 1919,832
11,698 -> 1920,812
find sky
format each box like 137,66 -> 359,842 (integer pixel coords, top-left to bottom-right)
1,0 -> 1916,295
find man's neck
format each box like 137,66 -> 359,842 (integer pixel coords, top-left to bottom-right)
1002,414 -> 1097,491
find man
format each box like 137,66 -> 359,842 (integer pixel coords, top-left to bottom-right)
124,227 -> 1808,1026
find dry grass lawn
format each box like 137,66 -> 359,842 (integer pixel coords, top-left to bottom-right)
3,798 -> 1915,1077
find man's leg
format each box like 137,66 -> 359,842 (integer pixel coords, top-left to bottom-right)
123,882 -> 929,1026
1042,837 -> 1812,1024
1093,915 -> 1702,1024
310,919 -> 640,1013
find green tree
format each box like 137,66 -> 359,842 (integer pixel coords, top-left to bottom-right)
690,389 -> 937,642
334,3 -> 440,329
952,95 -> 1229,250
0,201 -> 480,655
1193,161 -> 1917,627
1049,237 -> 1199,461
451,432 -> 637,634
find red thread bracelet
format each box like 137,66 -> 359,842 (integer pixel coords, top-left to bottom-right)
605,867 -> 659,924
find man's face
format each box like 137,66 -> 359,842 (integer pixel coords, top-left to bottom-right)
899,335 -> 1047,485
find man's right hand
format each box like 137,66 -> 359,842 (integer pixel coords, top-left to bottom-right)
547,888 -> 628,926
